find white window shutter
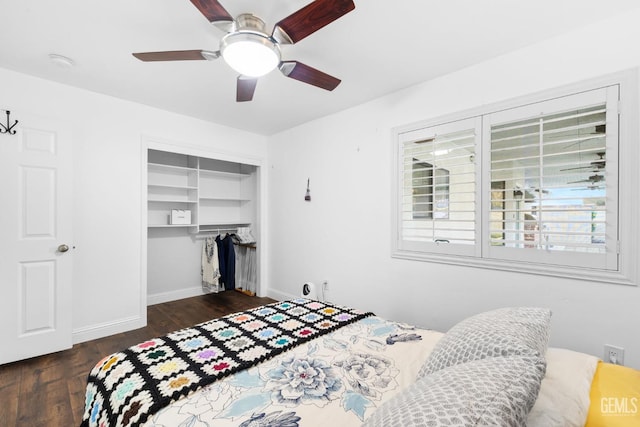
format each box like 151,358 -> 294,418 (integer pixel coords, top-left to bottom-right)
396,117 -> 482,257
483,86 -> 619,270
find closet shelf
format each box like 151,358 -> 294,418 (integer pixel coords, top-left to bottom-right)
148,199 -> 197,203
148,184 -> 198,190
147,149 -> 256,237
199,221 -> 251,227
148,224 -> 195,228
199,169 -> 250,178
199,196 -> 250,202
148,162 -> 197,173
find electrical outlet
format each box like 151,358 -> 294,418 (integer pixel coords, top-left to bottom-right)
604,344 -> 625,365
322,280 -> 329,290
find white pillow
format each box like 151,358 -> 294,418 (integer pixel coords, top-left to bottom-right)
527,348 -> 599,427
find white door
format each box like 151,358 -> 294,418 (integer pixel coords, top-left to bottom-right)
0,111 -> 73,364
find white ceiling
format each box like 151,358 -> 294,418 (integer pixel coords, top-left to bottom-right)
2,0 -> 639,136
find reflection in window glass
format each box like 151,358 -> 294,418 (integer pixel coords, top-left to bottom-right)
412,161 -> 449,219
489,104 -> 607,253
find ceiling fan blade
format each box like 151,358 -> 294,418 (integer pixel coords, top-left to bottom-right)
561,160 -> 606,172
189,0 -> 233,23
568,174 -> 605,184
272,0 -> 355,44
571,185 -> 604,191
132,50 -> 219,62
237,76 -> 258,102
561,165 -> 596,172
279,61 -> 341,91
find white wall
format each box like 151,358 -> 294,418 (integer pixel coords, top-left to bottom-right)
0,67 -> 267,343
267,11 -> 640,368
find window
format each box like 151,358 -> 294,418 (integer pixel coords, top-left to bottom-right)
392,72 -> 638,284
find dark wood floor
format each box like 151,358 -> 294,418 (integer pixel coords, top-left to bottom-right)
0,291 -> 275,427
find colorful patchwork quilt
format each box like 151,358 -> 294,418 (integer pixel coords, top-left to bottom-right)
80,299 -> 373,427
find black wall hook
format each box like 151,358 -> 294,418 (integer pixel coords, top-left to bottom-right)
0,110 -> 18,135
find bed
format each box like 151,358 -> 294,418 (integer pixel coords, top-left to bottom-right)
81,298 -> 640,426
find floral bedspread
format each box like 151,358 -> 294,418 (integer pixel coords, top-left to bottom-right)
144,315 -> 444,427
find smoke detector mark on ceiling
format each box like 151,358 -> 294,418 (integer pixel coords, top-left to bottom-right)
48,54 -> 75,69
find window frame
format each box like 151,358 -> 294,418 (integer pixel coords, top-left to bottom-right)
391,69 -> 639,286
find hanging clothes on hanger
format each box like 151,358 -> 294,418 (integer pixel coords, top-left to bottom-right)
215,233 -> 236,291
201,236 -> 220,293
234,244 -> 257,294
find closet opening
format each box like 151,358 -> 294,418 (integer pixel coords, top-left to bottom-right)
143,144 -> 263,307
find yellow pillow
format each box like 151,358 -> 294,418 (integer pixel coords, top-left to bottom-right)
585,361 -> 640,426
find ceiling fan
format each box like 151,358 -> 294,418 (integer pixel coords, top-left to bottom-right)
568,174 -> 605,185
132,0 -> 355,102
562,124 -> 606,149
560,152 -> 606,172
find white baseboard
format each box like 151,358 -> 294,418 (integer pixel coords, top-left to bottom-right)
266,288 -> 331,303
147,286 -> 206,306
265,288 -> 297,301
71,288 -> 310,345
72,315 -> 145,344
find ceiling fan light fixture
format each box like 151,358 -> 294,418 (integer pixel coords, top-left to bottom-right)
221,32 -> 280,77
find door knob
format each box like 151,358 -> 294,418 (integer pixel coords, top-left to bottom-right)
57,244 -> 69,253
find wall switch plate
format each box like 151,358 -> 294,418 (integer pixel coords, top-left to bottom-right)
604,344 -> 625,365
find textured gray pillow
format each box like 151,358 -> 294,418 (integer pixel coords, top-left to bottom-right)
364,355 -> 547,427
418,307 -> 551,378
